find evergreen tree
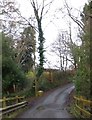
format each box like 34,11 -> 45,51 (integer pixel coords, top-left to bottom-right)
74,2 -> 91,99
2,33 -> 26,94
15,26 -> 36,72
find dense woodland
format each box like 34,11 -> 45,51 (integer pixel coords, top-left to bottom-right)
0,0 -> 92,100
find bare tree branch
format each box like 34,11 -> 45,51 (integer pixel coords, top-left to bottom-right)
40,0 -> 44,20
16,10 -> 38,32
64,0 -> 84,31
42,0 -> 54,18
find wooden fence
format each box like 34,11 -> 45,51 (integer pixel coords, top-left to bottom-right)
0,96 -> 25,108
0,96 -> 27,117
74,96 -> 92,118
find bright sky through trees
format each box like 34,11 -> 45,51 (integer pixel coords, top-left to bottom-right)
15,0 -> 88,69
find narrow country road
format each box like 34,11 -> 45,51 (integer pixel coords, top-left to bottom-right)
17,83 -> 75,118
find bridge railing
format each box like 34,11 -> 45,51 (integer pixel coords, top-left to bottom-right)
74,96 -> 92,118
0,96 -> 27,117
0,96 -> 25,108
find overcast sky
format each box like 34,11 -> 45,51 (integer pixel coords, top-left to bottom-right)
15,0 -> 88,69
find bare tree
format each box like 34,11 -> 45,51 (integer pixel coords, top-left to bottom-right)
0,0 -> 22,37
51,32 -> 68,71
29,0 -> 55,96
0,0 -> 37,39
63,0 -> 84,31
51,30 -> 78,71
29,0 -> 54,78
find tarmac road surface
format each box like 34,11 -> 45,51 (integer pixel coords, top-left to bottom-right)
17,83 -> 75,118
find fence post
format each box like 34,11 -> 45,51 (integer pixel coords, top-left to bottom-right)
3,97 -> 6,108
76,99 -> 78,106
16,96 -> 18,103
80,96 -> 84,109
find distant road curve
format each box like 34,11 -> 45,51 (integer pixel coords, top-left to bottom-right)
17,83 -> 75,118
